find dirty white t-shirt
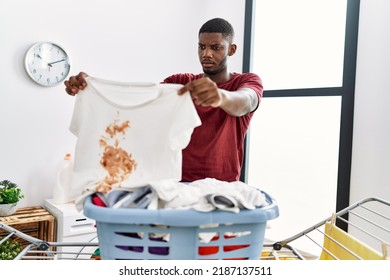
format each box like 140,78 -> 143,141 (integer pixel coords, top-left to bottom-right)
69,76 -> 201,200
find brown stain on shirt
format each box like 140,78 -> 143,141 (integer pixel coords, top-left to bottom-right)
96,112 -> 137,193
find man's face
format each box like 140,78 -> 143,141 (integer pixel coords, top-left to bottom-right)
198,32 -> 232,76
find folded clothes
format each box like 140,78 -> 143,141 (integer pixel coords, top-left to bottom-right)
83,178 -> 269,213
158,178 -> 269,213
105,187 -> 154,209
206,194 -> 238,212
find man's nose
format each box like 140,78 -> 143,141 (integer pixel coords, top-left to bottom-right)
201,48 -> 212,58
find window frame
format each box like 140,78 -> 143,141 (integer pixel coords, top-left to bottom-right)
241,0 -> 360,218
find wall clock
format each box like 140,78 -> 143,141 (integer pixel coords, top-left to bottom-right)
24,41 -> 71,87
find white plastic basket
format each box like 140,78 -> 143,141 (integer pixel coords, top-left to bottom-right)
83,191 -> 279,260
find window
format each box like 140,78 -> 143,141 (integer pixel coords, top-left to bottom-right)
253,0 -> 346,90
243,0 -> 359,255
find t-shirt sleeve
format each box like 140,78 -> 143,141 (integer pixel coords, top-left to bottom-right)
69,93 -> 84,137
69,77 -> 94,136
170,92 -> 201,150
238,73 -> 263,112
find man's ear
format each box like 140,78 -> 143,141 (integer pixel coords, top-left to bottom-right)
228,44 -> 237,56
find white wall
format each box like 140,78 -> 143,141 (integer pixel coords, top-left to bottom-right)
350,0 -> 390,203
0,0 -> 246,207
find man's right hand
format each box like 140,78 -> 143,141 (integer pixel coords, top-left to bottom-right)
64,72 -> 89,96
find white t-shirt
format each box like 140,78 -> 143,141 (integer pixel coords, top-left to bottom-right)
69,76 -> 201,199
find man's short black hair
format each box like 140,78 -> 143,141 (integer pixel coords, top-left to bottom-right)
199,18 -> 235,40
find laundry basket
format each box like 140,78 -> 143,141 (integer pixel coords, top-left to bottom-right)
83,191 -> 279,260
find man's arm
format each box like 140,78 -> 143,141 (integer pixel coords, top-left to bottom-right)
219,88 -> 259,117
178,76 -> 259,117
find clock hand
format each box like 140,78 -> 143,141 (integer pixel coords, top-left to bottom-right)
48,58 -> 66,67
36,54 -> 50,64
36,54 -> 52,71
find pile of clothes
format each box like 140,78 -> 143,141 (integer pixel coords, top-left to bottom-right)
76,178 -> 269,213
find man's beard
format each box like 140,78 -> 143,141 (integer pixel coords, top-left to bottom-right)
203,68 -> 220,75
202,58 -> 228,76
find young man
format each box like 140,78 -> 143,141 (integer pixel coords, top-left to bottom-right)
64,18 -> 263,183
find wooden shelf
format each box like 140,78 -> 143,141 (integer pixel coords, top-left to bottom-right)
0,206 -> 56,246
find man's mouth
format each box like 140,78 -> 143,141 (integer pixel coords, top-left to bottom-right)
202,61 -> 214,67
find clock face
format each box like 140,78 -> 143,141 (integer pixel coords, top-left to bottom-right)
24,42 -> 71,87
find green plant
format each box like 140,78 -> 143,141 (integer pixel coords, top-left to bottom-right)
0,180 -> 24,204
0,238 -> 22,260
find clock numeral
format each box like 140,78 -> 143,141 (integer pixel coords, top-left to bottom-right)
56,76 -> 59,82
33,69 -> 37,74
47,78 -> 50,84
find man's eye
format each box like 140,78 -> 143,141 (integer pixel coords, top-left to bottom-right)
212,46 -> 221,51
198,45 -> 205,50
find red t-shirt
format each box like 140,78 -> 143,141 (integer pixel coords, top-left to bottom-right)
163,73 -> 263,182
